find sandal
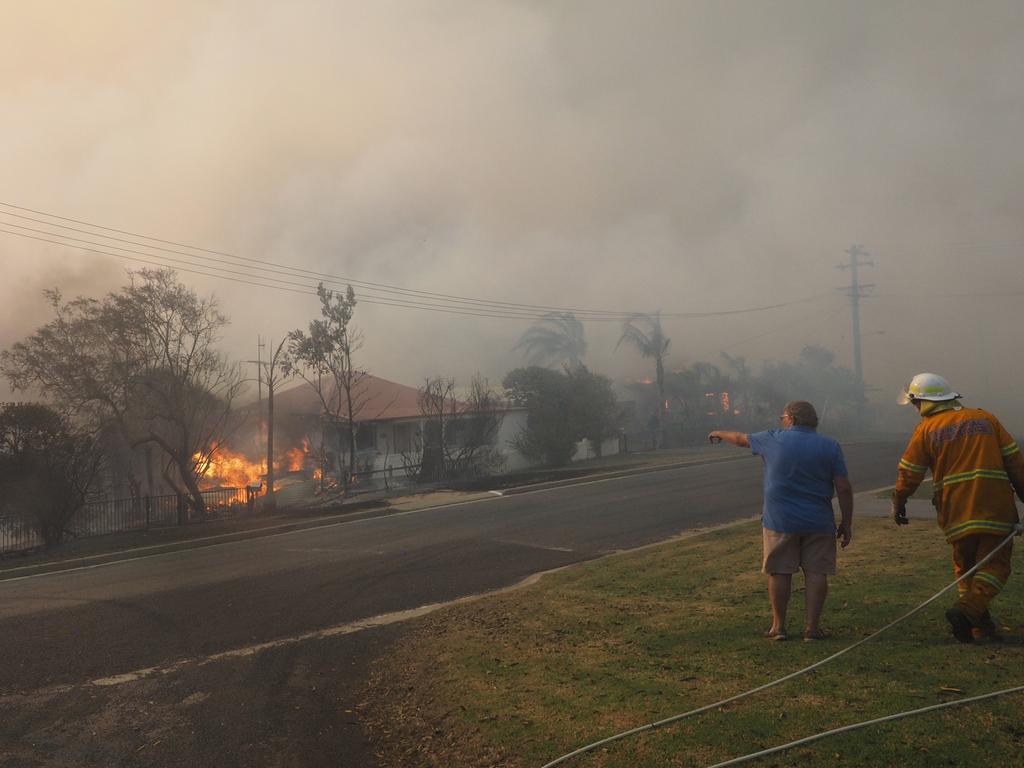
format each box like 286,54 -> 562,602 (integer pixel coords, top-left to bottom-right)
764,627 -> 788,642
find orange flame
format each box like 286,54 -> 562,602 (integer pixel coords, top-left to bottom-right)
195,437 -> 315,494
284,437 -> 311,472
196,443 -> 265,490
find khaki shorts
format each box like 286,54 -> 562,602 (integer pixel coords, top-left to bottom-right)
762,529 -> 837,575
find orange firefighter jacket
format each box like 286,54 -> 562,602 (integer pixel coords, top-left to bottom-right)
895,406 -> 1024,542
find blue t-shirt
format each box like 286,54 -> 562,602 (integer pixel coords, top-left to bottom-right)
748,426 -> 848,534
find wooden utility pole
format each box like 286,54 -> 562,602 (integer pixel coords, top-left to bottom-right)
247,337 -> 290,511
838,245 -> 874,423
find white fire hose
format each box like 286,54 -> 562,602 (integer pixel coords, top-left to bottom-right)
540,523 -> 1024,768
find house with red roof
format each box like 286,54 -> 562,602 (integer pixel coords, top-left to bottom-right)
264,373 -> 531,485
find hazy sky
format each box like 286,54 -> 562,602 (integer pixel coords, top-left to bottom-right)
2,1 -> 1023,427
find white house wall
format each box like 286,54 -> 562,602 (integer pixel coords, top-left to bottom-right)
571,436 -> 622,462
345,410 -> 619,477
362,409 -> 533,475
494,409 -> 531,472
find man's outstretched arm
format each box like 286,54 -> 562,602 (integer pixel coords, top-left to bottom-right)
708,431 -> 750,448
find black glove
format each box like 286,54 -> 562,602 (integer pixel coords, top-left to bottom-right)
891,497 -> 909,526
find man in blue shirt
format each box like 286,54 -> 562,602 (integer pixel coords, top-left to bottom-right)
709,400 -> 853,641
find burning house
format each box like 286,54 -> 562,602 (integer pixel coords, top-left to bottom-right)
236,374 -> 532,492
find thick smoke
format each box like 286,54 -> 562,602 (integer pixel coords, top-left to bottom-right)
2,1 -> 1023,427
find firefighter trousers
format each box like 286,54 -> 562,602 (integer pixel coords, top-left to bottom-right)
951,533 -> 1013,623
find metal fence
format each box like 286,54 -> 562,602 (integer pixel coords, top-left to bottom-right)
350,463 -> 421,494
621,430 -> 659,453
0,487 -> 247,556
0,516 -> 41,556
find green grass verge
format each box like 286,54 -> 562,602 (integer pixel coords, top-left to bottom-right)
362,517 -> 1024,767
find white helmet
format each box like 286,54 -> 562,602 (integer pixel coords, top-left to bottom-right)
898,372 -> 961,405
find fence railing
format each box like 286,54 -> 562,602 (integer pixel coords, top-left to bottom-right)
0,487 -> 247,556
0,516 -> 40,557
350,463 -> 422,493
621,430 -> 659,453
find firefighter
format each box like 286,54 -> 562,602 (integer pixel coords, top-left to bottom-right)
892,372 -> 1024,642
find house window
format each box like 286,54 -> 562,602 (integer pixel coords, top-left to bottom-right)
447,419 -> 464,447
356,424 -> 376,451
392,423 -> 412,453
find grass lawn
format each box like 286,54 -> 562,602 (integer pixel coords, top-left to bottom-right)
361,517 -> 1024,767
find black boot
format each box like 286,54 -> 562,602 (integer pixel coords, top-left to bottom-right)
971,611 -> 1003,641
945,605 -> 974,643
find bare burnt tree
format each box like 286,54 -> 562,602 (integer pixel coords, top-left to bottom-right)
415,375 -> 505,483
1,269 -> 245,517
286,283 -> 368,493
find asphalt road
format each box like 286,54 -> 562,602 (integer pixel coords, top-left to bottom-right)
0,441 -> 902,767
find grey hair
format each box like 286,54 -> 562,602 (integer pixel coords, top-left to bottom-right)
784,400 -> 818,428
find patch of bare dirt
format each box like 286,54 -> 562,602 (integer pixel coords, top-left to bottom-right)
360,605 -> 521,768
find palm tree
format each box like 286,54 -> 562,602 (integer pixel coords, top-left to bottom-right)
514,312 -> 586,369
617,312 -> 671,446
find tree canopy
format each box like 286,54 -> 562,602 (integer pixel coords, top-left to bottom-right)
514,312 -> 586,369
286,282 -> 367,489
0,403 -> 103,545
1,269 -> 244,515
503,365 -> 617,467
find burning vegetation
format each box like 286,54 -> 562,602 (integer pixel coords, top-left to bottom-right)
194,438 -> 312,492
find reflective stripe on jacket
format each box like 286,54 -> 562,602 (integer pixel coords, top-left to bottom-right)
895,406 -> 1022,542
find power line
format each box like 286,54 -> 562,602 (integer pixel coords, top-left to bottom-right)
0,228 -> 629,320
0,217 -> 823,319
0,224 -> 735,320
0,201 -> 816,319
874,289 -> 1024,298
5,200 -> 1023,314
0,204 -> 828,321
0,208 -> 625,317
718,305 -> 844,353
